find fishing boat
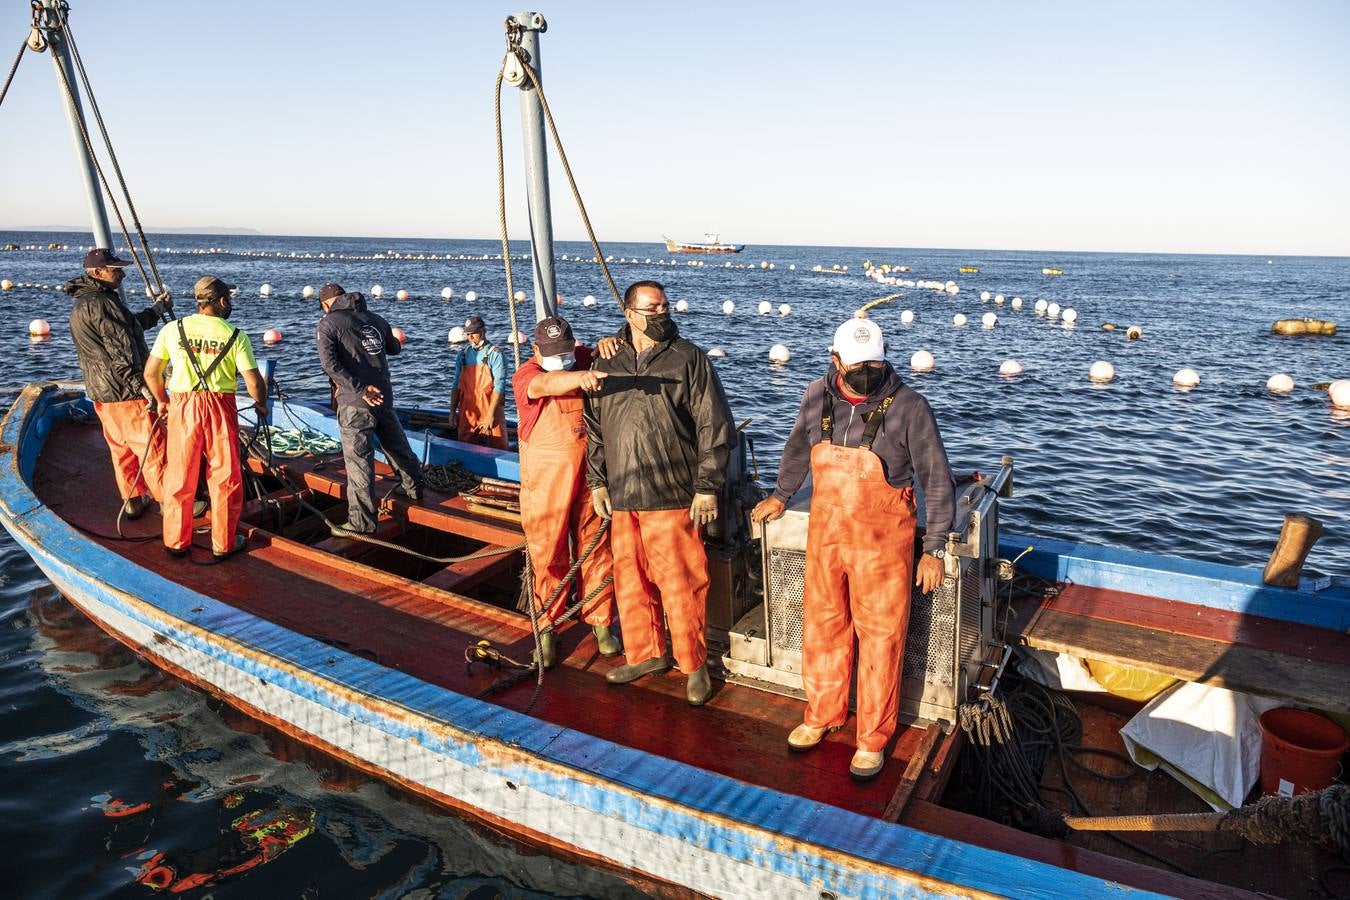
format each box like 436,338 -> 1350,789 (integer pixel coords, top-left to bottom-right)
663,233 -> 744,254
959,266 -> 980,273
1043,267 -> 1064,276
4,5 -> 1348,897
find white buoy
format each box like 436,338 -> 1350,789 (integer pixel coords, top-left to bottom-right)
263,328 -> 282,344
1126,325 -> 1143,341
1329,379 -> 1350,409
708,347 -> 727,358
779,304 -> 792,316
946,283 -> 960,296
768,343 -> 791,363
1034,299 -> 1048,314
448,326 -> 466,343
1011,297 -> 1023,310
758,300 -> 772,315
508,329 -> 528,345
980,291 -> 991,301
994,295 -> 1005,306
259,283 -> 272,297
441,287 -> 453,300
952,313 -> 967,327
513,290 -> 527,303
982,312 -> 998,328
396,289 -> 410,301
1047,303 -> 1061,319
302,285 -> 315,299
1173,367 -> 1200,388
582,295 -> 597,307
28,318 -> 50,336
675,299 -> 689,312
760,261 -> 769,269
1089,360 -> 1115,383
910,350 -> 935,372
722,300 -> 735,314
994,294 -> 1005,304
1062,308 -> 1078,325
465,291 -> 478,302
999,360 -> 1024,377
788,264 -> 795,270
371,284 -> 384,298
900,309 -> 915,324
391,327 -> 407,343
1266,373 -> 1295,393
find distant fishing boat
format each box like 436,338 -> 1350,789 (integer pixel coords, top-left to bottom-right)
959,266 -> 979,273
1042,267 -> 1064,276
663,233 -> 744,254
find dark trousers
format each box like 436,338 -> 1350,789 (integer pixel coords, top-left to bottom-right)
337,403 -> 424,532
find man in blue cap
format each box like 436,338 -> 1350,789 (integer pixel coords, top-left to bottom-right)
64,247 -> 172,519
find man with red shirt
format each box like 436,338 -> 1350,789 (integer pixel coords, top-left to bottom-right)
512,316 -> 620,668
752,317 -> 954,781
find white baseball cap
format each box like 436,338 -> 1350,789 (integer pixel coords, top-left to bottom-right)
831,318 -> 885,365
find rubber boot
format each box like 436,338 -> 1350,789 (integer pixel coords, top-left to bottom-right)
686,664 -> 713,706
592,624 -> 621,657
537,630 -> 557,669
605,656 -> 671,684
1262,514 -> 1324,587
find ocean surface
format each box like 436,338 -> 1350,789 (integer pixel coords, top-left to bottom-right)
1,232 -> 1346,897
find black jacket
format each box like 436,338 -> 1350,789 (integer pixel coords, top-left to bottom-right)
316,291 -> 402,408
64,274 -> 160,403
772,363 -> 955,553
583,323 -> 735,511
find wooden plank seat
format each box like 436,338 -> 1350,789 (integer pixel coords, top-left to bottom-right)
1012,582 -> 1350,712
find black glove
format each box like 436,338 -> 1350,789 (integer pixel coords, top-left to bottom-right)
151,294 -> 173,318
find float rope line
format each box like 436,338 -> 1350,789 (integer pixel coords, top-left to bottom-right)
0,33 -> 26,110
59,9 -> 169,302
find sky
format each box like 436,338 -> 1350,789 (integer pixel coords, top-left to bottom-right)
1,1 -> 1347,255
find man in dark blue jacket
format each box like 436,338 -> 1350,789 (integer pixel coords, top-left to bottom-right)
315,283 -> 425,535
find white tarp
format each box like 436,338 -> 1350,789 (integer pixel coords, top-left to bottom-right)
1120,681 -> 1281,811
1013,646 -> 1107,693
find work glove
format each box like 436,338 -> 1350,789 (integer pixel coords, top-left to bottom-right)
591,486 -> 612,520
689,492 -> 718,527
151,293 -> 173,318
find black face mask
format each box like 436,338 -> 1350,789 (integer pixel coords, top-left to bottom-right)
842,365 -> 884,395
638,311 -> 677,342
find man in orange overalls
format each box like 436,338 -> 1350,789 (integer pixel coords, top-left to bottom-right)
512,316 -> 620,668
449,315 -> 507,449
753,317 -> 954,780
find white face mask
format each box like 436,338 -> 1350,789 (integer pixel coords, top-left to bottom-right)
539,353 -> 573,372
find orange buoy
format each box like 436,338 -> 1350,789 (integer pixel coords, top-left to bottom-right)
262,328 -> 283,344
391,326 -> 407,343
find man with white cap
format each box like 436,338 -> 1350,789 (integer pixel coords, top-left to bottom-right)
752,317 -> 954,780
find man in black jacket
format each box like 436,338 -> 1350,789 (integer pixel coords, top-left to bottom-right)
315,283 -> 425,535
583,280 -> 735,705
64,247 -> 172,519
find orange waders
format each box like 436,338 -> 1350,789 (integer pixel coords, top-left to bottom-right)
519,392 -> 615,626
802,391 -> 917,753
162,392 -> 242,555
609,509 -> 709,673
456,355 -> 507,449
93,399 -> 165,502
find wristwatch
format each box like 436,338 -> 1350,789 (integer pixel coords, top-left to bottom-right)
925,549 -> 945,560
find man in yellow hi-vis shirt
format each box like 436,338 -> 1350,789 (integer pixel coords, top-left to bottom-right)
144,276 -> 268,561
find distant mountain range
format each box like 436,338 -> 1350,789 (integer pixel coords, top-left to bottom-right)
2,225 -> 262,235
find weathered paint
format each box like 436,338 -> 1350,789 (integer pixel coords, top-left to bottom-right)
1002,533 -> 1350,631
2,384 -> 1167,898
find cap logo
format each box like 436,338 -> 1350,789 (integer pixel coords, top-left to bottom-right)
854,327 -> 872,343
545,324 -> 562,338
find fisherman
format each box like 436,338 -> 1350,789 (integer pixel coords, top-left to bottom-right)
752,318 -> 954,780
449,315 -> 507,449
144,276 -> 268,560
584,280 -> 735,705
315,283 -> 425,536
512,316 -> 620,666
64,247 -> 172,519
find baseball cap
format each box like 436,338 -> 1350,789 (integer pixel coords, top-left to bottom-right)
193,275 -> 236,303
82,247 -> 131,269
831,318 -> 885,366
463,315 -> 486,334
319,283 -> 345,302
533,316 -> 576,356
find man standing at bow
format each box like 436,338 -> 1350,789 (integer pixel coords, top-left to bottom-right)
449,315 -> 507,449
752,317 -> 954,780
65,248 -> 172,519
584,280 -> 735,705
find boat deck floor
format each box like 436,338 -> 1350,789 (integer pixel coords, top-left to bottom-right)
35,418 -> 938,821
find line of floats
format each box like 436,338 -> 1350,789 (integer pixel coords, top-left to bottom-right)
5,245 -> 1346,410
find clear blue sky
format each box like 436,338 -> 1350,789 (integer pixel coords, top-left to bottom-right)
2,1 -> 1347,255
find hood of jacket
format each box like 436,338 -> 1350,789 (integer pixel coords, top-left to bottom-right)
326,291 -> 368,313
61,273 -> 117,298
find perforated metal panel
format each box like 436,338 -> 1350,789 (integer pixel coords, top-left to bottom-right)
767,547 -> 805,655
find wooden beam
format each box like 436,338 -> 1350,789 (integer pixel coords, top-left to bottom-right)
882,724 -> 940,822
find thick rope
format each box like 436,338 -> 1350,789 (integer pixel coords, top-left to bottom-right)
492,68 -> 523,370
0,34 -> 26,110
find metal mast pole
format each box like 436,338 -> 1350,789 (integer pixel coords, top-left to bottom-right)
506,12 -> 556,323
39,0 -> 114,252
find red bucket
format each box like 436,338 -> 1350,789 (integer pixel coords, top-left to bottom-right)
1257,708 -> 1349,796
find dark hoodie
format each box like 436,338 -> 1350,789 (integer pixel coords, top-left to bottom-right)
64,274 -> 161,403
315,291 -> 402,408
772,363 -> 955,553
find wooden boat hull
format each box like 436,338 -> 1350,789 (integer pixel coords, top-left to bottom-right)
0,383 -> 1164,899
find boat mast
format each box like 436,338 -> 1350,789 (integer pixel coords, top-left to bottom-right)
506,12 -> 556,324
36,0 -> 115,255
